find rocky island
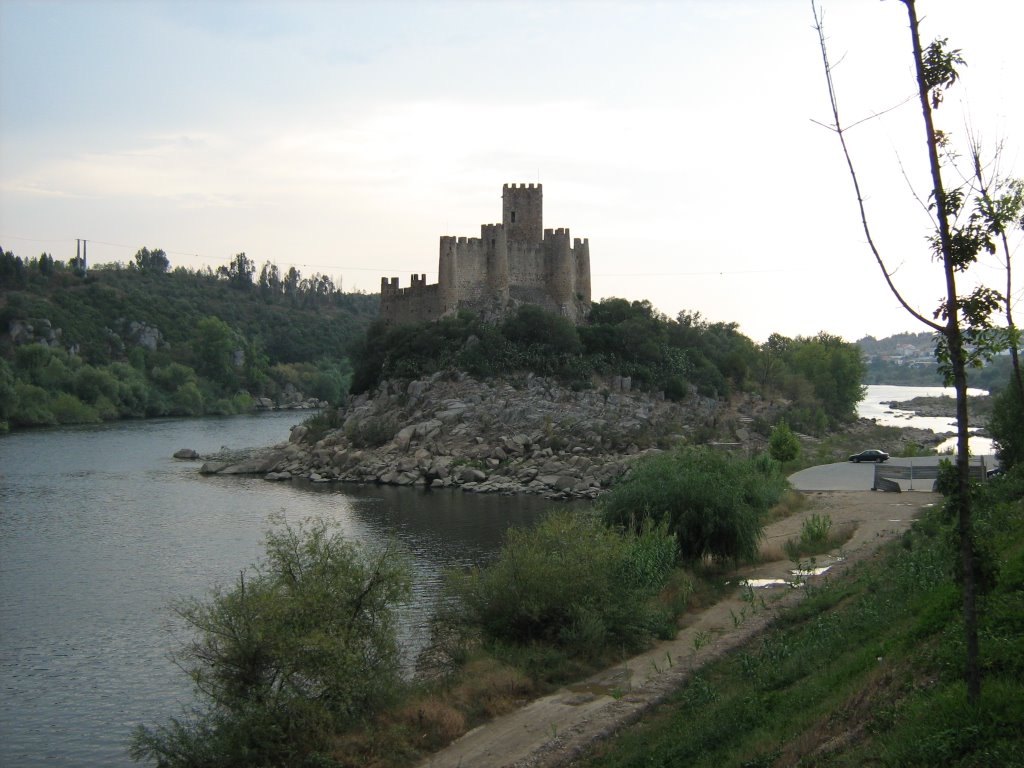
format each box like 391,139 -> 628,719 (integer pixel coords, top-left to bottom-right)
199,371 -> 786,499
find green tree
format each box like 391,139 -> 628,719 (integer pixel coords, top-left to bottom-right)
134,247 -> 170,274
445,510 -> 679,663
131,515 -> 410,767
988,383 -> 1023,470
784,333 -> 865,425
602,446 -> 783,565
217,252 -> 255,289
813,0 -> 1007,702
769,418 -> 800,464
191,316 -> 240,392
0,358 -> 16,428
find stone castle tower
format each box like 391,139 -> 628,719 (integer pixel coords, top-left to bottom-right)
380,184 -> 592,325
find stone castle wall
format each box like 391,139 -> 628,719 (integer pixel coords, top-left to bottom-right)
380,184 -> 591,325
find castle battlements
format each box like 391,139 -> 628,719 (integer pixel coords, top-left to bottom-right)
380,184 -> 592,325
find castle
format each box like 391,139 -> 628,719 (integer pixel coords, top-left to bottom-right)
380,184 -> 592,325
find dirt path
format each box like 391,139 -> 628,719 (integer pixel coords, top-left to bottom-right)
418,491 -> 939,768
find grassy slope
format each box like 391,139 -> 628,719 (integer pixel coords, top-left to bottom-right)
582,478 -> 1024,768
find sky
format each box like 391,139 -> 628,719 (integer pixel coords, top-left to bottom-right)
1,0 -> 1021,344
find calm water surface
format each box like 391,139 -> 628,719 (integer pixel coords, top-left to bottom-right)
860,383 -> 993,454
0,412 -> 553,767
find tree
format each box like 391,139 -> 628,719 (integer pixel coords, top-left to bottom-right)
217,252 -> 255,289
134,247 -> 170,274
602,446 -> 783,565
784,333 -> 865,425
131,515 -> 410,767
445,510 -> 679,659
769,418 -> 800,464
191,316 -> 240,392
812,0 -> 1009,702
968,147 -> 1024,401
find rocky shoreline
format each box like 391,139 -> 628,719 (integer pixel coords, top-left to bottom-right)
196,372 -> 788,500
192,373 -> 963,499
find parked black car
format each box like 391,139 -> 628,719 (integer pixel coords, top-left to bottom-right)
849,449 -> 889,463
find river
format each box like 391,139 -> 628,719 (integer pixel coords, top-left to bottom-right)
859,383 -> 994,455
0,412 -> 553,767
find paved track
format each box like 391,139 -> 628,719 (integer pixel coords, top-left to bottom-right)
789,455 -> 996,492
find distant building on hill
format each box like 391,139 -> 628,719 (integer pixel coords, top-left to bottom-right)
379,184 -> 592,325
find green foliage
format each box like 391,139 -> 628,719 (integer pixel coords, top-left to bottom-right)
0,358 -> 14,424
50,392 -> 100,424
191,316 -> 241,391
301,407 -> 345,445
170,382 -> 205,417
781,332 -> 866,427
132,515 -> 411,768
9,382 -> 56,426
349,299 -> 866,426
601,447 -> 784,565
988,380 -> 1024,470
445,510 -> 683,667
133,247 -> 170,274
768,418 -> 800,463
0,247 -> 376,430
782,513 -> 833,560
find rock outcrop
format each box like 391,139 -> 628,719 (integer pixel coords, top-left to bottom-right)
202,371 -> 788,500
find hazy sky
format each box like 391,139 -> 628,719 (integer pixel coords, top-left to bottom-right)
1,0 -> 1021,343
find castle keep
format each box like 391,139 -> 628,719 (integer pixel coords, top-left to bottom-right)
380,184 -> 592,325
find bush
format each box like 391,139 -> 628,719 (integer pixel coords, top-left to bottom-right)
768,418 -> 800,463
132,515 -> 411,768
444,510 -> 681,667
602,446 -> 785,565
9,382 -> 56,426
988,381 -> 1024,470
50,392 -> 100,424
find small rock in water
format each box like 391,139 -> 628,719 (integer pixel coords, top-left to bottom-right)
173,448 -> 199,460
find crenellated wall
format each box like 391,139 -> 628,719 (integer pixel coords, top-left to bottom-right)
380,184 -> 591,325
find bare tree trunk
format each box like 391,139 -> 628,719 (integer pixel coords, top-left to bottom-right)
902,0 -> 981,704
812,0 -> 983,705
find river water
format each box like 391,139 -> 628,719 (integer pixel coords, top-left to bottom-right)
859,383 -> 994,455
0,412 -> 553,767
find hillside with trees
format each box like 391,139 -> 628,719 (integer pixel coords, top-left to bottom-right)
0,247 -> 378,430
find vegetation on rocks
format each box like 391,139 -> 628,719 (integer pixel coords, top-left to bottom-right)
351,300 -> 867,437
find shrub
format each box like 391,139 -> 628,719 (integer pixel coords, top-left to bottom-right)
344,413 -> 399,448
9,382 -> 56,426
988,381 -> 1024,470
444,510 -> 681,667
170,381 -> 204,416
602,446 -> 784,565
768,418 -> 800,463
49,392 -> 100,424
302,407 -> 345,444
132,515 -> 411,768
